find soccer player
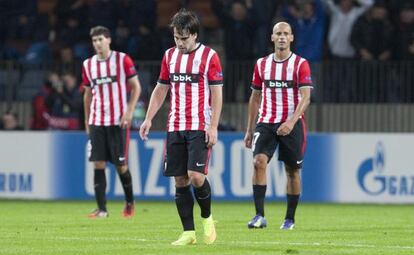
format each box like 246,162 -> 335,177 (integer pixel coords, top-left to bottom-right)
82,26 -> 142,218
244,22 -> 312,230
139,9 -> 223,245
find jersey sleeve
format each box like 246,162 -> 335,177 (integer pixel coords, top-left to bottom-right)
207,52 -> 223,86
157,53 -> 170,85
251,62 -> 262,90
298,60 -> 313,88
123,55 -> 137,79
79,65 -> 90,92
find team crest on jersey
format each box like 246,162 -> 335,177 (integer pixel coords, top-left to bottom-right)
193,60 -> 200,69
170,73 -> 200,83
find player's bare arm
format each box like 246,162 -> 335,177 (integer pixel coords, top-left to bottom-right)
277,87 -> 311,136
139,84 -> 169,140
120,76 -> 142,129
206,85 -> 222,148
83,87 -> 92,134
244,90 -> 261,148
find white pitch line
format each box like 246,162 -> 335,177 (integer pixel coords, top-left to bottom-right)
49,236 -> 414,250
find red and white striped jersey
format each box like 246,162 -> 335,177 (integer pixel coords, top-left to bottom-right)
158,44 -> 223,132
251,52 -> 313,124
81,51 -> 137,126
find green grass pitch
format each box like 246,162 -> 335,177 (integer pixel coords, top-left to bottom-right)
1,200 -> 413,255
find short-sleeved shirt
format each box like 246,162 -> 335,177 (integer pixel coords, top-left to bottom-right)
81,51 -> 137,126
158,43 -> 223,132
251,52 -> 312,124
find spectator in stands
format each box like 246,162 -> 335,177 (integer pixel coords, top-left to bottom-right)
212,0 -> 256,60
323,0 -> 374,59
45,72 -> 82,130
282,0 -> 326,62
30,72 -> 56,130
0,111 -> 24,130
351,1 -> 394,61
394,2 -> 414,60
249,0 -> 279,57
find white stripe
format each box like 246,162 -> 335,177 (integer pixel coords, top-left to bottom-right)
118,52 -> 127,126
168,49 -> 179,132
109,53 -> 119,125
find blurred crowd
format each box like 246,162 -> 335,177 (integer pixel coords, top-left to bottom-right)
0,0 -> 412,63
0,0 -> 413,130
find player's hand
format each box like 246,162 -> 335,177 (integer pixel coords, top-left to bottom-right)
244,131 -> 253,148
120,111 -> 133,128
85,120 -> 90,134
205,126 -> 218,148
139,119 -> 152,141
277,120 -> 294,136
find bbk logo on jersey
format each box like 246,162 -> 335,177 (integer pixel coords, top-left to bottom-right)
92,76 -> 116,86
265,80 -> 294,89
170,73 -> 199,83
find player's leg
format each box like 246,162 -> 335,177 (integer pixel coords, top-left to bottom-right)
88,126 -> 109,218
281,164 -> 301,230
109,126 -> 135,217
248,123 -> 277,228
279,119 -> 306,230
165,132 -> 196,245
187,131 -> 216,244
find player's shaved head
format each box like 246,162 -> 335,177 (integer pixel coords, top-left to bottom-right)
273,22 -> 293,34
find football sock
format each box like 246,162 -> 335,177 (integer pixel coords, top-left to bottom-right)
253,185 -> 267,217
175,185 -> 195,231
193,179 -> 211,218
118,169 -> 134,203
285,194 -> 300,221
94,169 -> 107,211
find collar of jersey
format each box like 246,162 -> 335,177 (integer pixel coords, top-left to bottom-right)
272,51 -> 293,63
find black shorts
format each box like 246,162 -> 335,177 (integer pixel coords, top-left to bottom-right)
164,131 -> 211,177
253,120 -> 307,169
88,125 -> 129,166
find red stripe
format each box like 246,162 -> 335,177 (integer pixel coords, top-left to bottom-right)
116,52 -> 124,118
204,147 -> 212,175
300,118 -> 307,155
173,52 -> 183,131
198,48 -> 210,130
106,58 -> 115,125
124,128 -> 130,163
293,57 -> 301,112
185,52 -> 195,130
281,60 -> 289,122
268,59 -> 277,123
258,58 -> 267,123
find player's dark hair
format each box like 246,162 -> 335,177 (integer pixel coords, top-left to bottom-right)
89,26 -> 111,38
170,9 -> 200,36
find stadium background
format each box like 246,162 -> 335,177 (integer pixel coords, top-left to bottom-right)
0,0 -> 413,203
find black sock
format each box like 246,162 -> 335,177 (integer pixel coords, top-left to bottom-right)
94,169 -> 107,211
194,179 -> 211,218
175,185 -> 195,231
119,169 -> 134,203
285,194 -> 300,222
253,185 -> 267,217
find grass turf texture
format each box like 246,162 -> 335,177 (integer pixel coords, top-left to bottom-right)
1,201 -> 413,255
